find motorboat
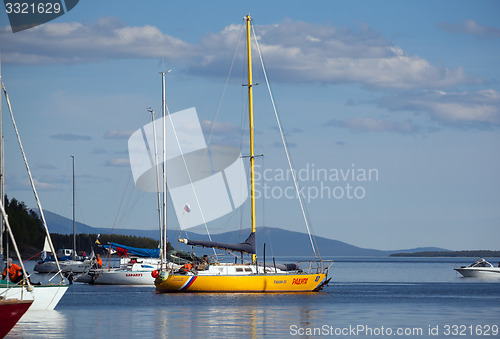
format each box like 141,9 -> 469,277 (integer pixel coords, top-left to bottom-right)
34,248 -> 91,274
455,258 -> 500,278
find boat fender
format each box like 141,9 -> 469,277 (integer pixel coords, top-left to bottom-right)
158,271 -> 169,282
151,270 -> 159,278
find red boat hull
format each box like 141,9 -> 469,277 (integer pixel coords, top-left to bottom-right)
0,299 -> 33,338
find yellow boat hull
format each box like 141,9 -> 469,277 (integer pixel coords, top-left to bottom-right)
155,273 -> 328,293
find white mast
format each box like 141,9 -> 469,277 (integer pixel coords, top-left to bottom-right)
149,108 -> 163,258
161,72 -> 168,265
71,155 -> 76,258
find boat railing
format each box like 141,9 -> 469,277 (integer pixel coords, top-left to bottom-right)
296,260 -> 334,274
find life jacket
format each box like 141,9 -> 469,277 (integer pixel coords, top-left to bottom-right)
3,264 -> 22,282
182,263 -> 192,272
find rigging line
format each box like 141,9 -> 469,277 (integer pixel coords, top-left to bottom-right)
260,156 -> 276,258
175,25 -> 243,239
110,173 -> 132,228
251,24 -> 320,261
1,82 -> 65,282
149,108 -> 163,241
0,200 -> 33,289
206,23 -> 244,147
164,99 -> 218,259
177,25 -> 245,253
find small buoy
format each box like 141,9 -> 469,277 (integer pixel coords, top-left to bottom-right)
151,270 -> 159,278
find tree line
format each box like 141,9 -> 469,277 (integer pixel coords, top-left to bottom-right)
1,195 -> 168,260
390,250 -> 500,257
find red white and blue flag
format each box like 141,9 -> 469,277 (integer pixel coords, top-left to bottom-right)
184,203 -> 191,213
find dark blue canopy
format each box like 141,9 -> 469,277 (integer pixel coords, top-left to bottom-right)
103,242 -> 160,258
181,232 -> 255,254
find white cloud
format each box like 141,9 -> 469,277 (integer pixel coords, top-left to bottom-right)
438,19 -> 500,38
50,133 -> 92,141
326,117 -> 418,134
0,17 -> 196,64
379,89 -> 500,128
5,174 -> 60,191
200,120 -> 240,144
0,17 -> 479,89
191,19 -> 477,89
104,130 -> 133,139
105,158 -> 130,167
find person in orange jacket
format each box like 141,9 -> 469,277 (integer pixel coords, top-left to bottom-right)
2,258 -> 23,284
182,262 -> 192,272
96,254 -> 103,268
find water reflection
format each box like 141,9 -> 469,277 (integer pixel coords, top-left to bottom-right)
8,310 -> 67,338
148,293 -> 322,338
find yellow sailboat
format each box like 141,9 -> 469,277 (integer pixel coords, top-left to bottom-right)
154,15 -> 332,293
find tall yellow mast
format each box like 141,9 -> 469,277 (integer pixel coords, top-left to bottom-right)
246,15 -> 256,264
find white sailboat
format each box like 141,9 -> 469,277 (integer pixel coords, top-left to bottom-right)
0,201 -> 34,336
75,242 -> 162,285
0,79 -> 69,310
0,61 -> 32,339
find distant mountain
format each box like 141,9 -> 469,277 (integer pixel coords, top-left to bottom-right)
42,210 -> 447,256
42,210 -> 162,239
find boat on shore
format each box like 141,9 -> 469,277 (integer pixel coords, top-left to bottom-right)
151,15 -> 331,293
455,258 -> 500,278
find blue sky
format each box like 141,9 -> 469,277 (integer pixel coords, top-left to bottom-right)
0,0 -> 499,251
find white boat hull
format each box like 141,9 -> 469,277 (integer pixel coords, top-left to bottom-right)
75,269 -> 155,285
75,257 -> 161,285
34,260 -> 91,273
0,284 -> 69,310
455,267 -> 500,278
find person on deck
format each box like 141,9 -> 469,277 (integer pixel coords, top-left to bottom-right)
181,262 -> 192,273
2,258 -> 23,284
198,255 -> 210,270
96,254 -> 103,268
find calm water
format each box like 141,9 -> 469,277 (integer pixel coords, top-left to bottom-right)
7,257 -> 500,338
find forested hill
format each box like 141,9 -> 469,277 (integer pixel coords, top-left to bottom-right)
2,196 -> 45,257
390,250 -> 500,257
1,196 -> 162,259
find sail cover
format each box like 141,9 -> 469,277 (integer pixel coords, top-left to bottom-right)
128,107 -> 248,229
103,242 -> 160,258
180,232 -> 255,254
